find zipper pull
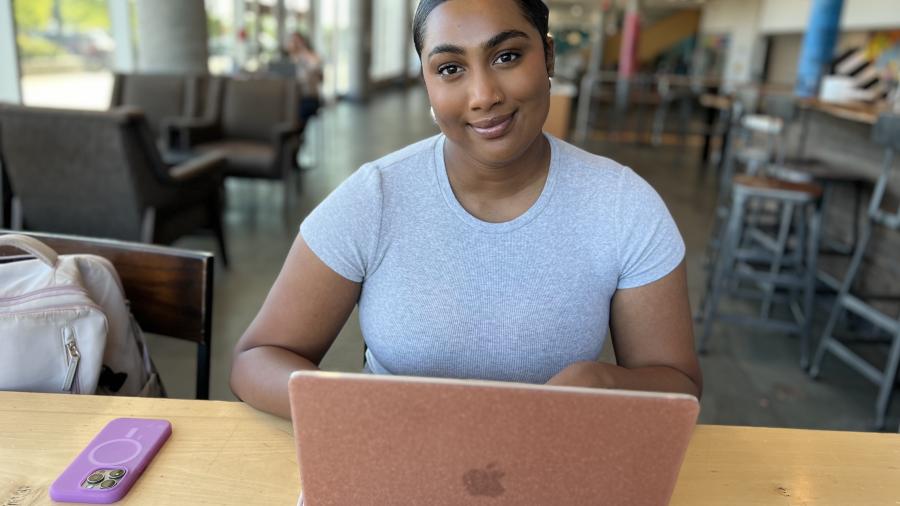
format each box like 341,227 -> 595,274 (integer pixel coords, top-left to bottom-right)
62,330 -> 81,392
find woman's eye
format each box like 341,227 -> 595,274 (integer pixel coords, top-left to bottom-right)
437,64 -> 462,76
494,52 -> 520,65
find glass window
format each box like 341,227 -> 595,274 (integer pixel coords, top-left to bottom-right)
205,0 -> 236,74
15,0 -> 115,109
316,0 -> 352,100
370,0 -> 406,82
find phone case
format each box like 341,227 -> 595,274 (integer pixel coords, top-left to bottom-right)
49,418 -> 172,503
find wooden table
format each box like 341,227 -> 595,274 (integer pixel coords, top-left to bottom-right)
797,97 -> 885,126
2,392 -> 899,505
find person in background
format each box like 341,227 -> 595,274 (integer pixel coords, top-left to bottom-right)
288,31 -> 323,126
232,0 -> 702,419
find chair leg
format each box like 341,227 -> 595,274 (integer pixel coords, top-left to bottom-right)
196,341 -> 210,400
696,202 -> 731,322
211,188 -> 228,268
809,304 -> 846,379
760,202 -> 794,320
800,202 -> 822,369
213,218 -> 229,269
651,98 -> 668,146
699,191 -> 746,353
809,222 -> 873,378
282,176 -> 293,227
874,330 -> 900,430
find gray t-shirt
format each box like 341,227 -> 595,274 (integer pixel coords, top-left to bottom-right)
300,134 -> 684,384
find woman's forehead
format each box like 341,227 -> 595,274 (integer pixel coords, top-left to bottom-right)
422,0 -> 536,50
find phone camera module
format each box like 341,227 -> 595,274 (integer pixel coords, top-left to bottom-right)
86,472 -> 105,484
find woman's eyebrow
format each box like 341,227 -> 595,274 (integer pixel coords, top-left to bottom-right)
428,43 -> 465,58
483,29 -> 529,51
427,29 -> 530,59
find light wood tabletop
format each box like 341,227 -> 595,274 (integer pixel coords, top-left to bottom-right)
2,392 -> 899,505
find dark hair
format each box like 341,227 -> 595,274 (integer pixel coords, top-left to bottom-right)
412,0 -> 550,57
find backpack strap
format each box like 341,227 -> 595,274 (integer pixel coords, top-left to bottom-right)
0,234 -> 59,268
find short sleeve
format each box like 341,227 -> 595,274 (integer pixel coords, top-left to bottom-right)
300,164 -> 383,282
615,167 -> 685,289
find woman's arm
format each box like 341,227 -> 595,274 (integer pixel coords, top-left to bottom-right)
547,261 -> 702,398
230,235 -> 361,418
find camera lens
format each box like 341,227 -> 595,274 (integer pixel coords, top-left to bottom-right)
109,469 -> 126,479
87,472 -> 105,484
100,479 -> 117,489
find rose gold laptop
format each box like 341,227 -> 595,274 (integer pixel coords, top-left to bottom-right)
289,371 -> 699,506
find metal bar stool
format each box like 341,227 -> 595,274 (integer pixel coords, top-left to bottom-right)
808,113 -> 900,430
696,98 -> 791,319
698,172 -> 823,368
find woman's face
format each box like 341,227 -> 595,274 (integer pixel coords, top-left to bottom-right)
420,0 -> 553,168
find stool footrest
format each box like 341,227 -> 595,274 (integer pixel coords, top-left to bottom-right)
821,338 -> 885,386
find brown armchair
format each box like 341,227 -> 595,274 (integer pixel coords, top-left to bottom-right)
110,72 -> 216,157
175,76 -> 303,214
0,104 -> 229,266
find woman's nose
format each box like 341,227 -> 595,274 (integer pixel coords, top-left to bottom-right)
468,69 -> 503,111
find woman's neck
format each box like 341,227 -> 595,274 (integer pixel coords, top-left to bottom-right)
444,133 -> 551,223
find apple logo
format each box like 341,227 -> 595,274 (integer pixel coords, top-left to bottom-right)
463,462 -> 506,497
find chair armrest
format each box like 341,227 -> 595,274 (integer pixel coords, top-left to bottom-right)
109,105 -> 146,124
169,117 -> 220,148
271,122 -> 302,143
168,151 -> 225,182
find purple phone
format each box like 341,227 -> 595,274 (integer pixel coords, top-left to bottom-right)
49,418 -> 171,503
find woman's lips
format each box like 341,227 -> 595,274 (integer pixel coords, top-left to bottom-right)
469,112 -> 516,139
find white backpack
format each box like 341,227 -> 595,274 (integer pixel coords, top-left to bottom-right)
0,234 -> 163,396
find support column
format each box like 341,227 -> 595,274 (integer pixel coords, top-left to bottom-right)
795,0 -> 845,97
615,0 -> 640,116
346,0 -> 372,101
134,0 -> 209,73
617,0 -> 640,80
403,0 -> 414,81
109,0 -> 136,72
574,3 -> 609,143
276,0 -> 287,50
0,0 -> 21,103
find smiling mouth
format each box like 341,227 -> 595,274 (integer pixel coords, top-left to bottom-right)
469,112 -> 516,139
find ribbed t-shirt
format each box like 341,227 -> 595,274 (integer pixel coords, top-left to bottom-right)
300,134 -> 684,383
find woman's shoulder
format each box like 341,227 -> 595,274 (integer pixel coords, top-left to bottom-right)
367,135 -> 441,174
337,135 -> 441,199
550,136 -> 642,190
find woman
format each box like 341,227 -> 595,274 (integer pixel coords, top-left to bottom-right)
231,0 -> 702,419
287,32 -> 323,125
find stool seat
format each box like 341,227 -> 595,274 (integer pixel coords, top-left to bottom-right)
733,174 -> 823,199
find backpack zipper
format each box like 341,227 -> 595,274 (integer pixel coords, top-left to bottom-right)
62,328 -> 81,393
0,285 -> 89,307
1,304 -> 102,394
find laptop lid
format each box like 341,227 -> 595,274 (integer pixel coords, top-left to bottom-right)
289,371 -> 699,505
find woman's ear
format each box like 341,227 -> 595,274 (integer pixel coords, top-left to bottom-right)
545,35 -> 556,78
